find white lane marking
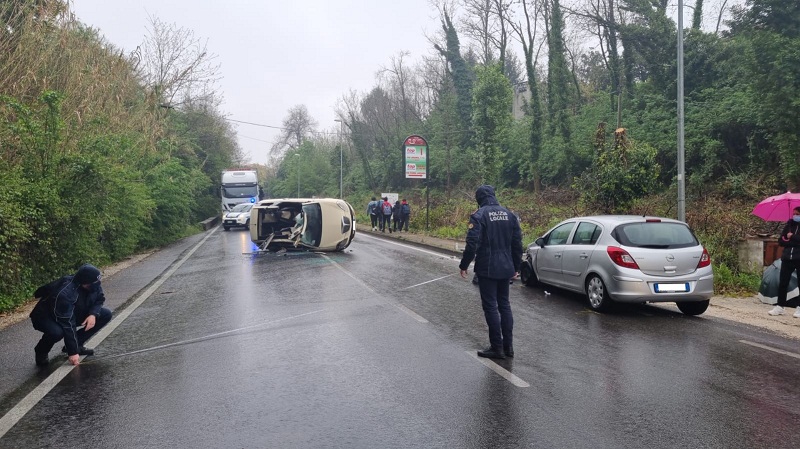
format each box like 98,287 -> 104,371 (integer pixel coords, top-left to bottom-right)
358,233 -> 456,259
466,351 -> 530,388
320,253 -> 377,293
98,310 -> 325,360
0,228 -> 217,438
400,274 -> 457,291
319,254 -> 428,323
394,304 -> 428,323
739,340 -> 800,360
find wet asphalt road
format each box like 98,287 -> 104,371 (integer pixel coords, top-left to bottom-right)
2,228 -> 800,448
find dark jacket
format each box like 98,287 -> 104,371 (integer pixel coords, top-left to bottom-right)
779,220 -> 800,261
30,275 -> 107,355
400,201 -> 411,217
367,201 -> 378,216
459,185 -> 523,279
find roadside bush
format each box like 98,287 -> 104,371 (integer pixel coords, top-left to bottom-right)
712,262 -> 761,295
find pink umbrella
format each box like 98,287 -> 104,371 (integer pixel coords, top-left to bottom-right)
752,191 -> 800,222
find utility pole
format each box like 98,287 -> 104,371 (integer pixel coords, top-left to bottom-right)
677,0 -> 686,222
294,153 -> 300,197
334,119 -> 343,199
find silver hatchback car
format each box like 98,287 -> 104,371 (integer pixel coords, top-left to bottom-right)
520,216 -> 714,315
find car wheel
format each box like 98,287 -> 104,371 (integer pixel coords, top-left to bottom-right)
586,274 -> 612,311
245,219 -> 250,228
520,260 -> 537,287
676,300 -> 709,316
223,226 -> 230,231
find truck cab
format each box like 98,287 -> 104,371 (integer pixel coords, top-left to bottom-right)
221,170 -> 260,211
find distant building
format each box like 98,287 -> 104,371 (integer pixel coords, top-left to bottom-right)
512,81 -> 531,120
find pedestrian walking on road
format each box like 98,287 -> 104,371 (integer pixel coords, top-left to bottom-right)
29,264 -> 113,366
367,197 -> 379,231
380,196 -> 393,233
459,185 -> 523,359
769,206 -> 800,318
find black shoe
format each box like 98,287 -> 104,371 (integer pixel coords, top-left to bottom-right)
35,351 -> 49,367
477,347 -> 505,359
61,346 -> 95,356
504,347 -> 514,358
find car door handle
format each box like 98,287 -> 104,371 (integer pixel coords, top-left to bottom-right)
579,253 -> 589,259
555,253 -> 562,258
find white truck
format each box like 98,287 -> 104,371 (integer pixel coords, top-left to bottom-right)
221,169 -> 260,211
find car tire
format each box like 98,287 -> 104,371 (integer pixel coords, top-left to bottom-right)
676,300 -> 709,316
586,274 -> 612,312
223,226 -> 230,231
520,260 -> 537,287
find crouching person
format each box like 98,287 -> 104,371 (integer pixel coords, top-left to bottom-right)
30,264 -> 112,367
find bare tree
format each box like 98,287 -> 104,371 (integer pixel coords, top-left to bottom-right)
508,0 -> 546,193
270,104 -> 318,156
459,0 -> 512,68
138,16 -> 221,109
378,51 -> 424,123
460,0 -> 495,64
336,89 -> 379,189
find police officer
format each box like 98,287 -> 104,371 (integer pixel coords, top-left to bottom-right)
459,185 -> 523,359
30,264 -> 113,366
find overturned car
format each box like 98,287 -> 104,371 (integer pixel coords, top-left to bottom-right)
249,198 -> 356,252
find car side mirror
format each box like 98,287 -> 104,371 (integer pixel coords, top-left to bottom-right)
535,237 -> 545,248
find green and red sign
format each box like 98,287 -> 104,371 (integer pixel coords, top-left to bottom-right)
403,135 -> 428,179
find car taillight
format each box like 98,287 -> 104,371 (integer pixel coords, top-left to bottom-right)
607,246 -> 640,269
697,247 -> 711,268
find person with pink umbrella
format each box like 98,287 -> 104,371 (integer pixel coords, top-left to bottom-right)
768,206 -> 800,317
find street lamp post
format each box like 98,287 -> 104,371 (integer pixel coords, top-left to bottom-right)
334,119 -> 343,199
677,0 -> 686,222
294,153 -> 300,197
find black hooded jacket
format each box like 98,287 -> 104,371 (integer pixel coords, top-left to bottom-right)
779,219 -> 800,261
459,185 -> 523,279
30,273 -> 106,355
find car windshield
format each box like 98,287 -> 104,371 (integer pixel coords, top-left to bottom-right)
222,186 -> 258,198
301,204 -> 323,247
231,203 -> 252,212
613,222 -> 698,249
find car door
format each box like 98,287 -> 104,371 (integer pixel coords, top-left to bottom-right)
560,221 -> 602,292
534,222 -> 575,286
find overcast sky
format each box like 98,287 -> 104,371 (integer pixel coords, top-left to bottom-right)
71,0 -> 441,166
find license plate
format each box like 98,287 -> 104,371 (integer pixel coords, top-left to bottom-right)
654,283 -> 689,293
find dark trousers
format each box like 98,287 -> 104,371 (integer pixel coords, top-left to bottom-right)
31,307 -> 113,354
477,277 -> 513,351
777,259 -> 800,306
370,214 -> 378,228
400,215 -> 409,231
393,217 -> 400,231
380,214 -> 392,231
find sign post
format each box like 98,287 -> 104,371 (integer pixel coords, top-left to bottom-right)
403,135 -> 429,230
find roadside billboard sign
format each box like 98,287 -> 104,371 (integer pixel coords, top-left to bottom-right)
404,135 -> 428,179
